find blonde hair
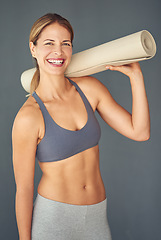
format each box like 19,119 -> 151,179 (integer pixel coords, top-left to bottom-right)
29,13 -> 74,94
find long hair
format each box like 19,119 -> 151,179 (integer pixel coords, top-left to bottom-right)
29,13 -> 74,94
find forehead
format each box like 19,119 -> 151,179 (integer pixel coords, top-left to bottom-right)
39,22 -> 71,40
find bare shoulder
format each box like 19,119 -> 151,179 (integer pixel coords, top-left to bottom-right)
69,76 -> 105,92
12,95 -> 41,137
69,76 -> 110,110
69,76 -> 108,98
71,76 -> 109,100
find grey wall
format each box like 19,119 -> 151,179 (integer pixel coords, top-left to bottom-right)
0,0 -> 160,239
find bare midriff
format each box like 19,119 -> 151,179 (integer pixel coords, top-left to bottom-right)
37,145 -> 106,205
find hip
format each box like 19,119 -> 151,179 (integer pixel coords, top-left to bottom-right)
31,193 -> 112,240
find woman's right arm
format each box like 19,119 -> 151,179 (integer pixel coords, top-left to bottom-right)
12,104 -> 39,240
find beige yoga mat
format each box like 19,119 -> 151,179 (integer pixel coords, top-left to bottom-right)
21,30 -> 156,93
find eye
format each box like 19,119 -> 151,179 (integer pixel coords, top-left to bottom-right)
62,42 -> 72,47
45,42 -> 54,46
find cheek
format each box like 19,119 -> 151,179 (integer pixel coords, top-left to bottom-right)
66,48 -> 72,58
36,50 -> 51,65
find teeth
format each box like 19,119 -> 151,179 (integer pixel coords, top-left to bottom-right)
48,59 -> 64,64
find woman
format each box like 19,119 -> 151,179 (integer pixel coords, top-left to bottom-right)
12,13 -> 150,240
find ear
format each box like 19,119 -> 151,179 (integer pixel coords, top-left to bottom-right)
29,42 -> 36,58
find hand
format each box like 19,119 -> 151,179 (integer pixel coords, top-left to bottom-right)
106,62 -> 143,80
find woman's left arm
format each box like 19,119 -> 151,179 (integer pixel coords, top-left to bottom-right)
96,62 -> 150,141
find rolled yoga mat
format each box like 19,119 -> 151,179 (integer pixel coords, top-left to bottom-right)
21,30 -> 156,93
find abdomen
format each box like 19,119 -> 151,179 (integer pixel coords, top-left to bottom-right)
37,145 -> 106,205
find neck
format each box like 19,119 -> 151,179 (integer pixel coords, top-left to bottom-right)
36,71 -> 70,100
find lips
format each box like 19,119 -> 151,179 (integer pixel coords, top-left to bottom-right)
47,58 -> 65,67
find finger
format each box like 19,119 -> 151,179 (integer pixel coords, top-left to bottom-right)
105,65 -> 119,71
105,65 -> 110,70
108,65 -> 126,71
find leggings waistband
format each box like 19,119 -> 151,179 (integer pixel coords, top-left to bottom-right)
35,193 -> 107,208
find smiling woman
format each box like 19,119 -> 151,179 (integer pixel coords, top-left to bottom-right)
12,12 -> 150,240
42,37 -> 72,67
30,23 -> 72,78
29,13 -> 74,93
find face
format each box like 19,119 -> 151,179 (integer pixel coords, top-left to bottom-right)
30,22 -> 72,76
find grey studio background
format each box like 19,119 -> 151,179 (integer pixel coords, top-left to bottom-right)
0,0 -> 160,239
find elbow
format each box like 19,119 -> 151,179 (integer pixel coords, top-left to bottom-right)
134,129 -> 150,142
139,133 -> 150,141
144,130 -> 150,141
16,184 -> 34,195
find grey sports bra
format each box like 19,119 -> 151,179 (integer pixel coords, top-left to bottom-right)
32,78 -> 101,162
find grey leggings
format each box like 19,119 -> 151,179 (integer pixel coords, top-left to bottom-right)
31,194 -> 112,240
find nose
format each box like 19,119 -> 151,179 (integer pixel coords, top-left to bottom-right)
54,45 -> 62,56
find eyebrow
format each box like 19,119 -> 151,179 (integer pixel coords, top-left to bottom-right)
43,39 -> 71,42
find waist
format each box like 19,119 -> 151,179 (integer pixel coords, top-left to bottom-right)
37,168 -> 106,205
38,180 -> 106,205
37,146 -> 106,205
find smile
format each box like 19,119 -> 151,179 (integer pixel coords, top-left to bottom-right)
47,59 -> 65,66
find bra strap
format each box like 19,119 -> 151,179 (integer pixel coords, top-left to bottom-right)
32,91 -> 50,119
67,78 -> 93,112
